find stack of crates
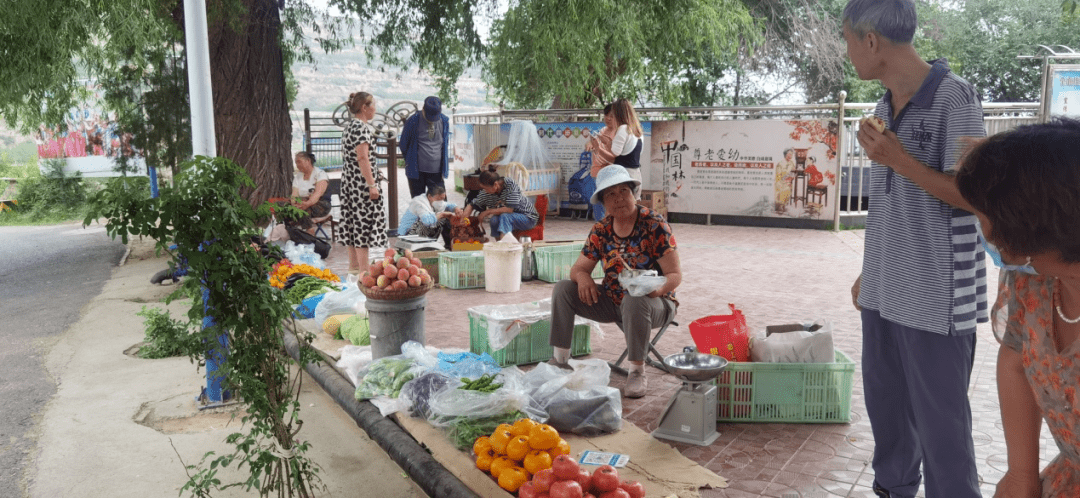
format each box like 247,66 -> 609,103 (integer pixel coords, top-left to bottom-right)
534,243 -> 605,283
468,309 -> 592,367
438,251 -> 485,289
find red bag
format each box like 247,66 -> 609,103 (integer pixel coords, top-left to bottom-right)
689,304 -> 751,362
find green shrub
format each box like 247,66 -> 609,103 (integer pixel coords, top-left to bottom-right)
7,159 -> 92,221
136,306 -> 199,359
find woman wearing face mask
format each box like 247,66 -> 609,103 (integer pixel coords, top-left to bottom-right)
399,185 -> 461,250
955,118 -> 1080,498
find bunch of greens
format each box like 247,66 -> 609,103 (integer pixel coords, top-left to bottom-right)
445,411 -> 527,451
354,356 -> 417,400
285,277 -> 338,306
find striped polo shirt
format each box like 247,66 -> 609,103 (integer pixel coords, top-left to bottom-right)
470,177 -> 539,223
858,59 -> 988,336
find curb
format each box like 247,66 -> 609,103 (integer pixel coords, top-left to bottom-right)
281,325 -> 479,498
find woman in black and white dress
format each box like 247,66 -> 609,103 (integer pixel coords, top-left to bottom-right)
339,92 -> 388,275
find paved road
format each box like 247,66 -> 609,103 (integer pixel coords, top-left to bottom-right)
0,223 -> 125,496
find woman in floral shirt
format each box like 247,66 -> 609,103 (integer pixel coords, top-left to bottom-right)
548,165 -> 682,398
955,118 -> 1080,497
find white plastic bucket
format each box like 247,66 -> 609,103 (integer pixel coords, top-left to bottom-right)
483,243 -> 523,293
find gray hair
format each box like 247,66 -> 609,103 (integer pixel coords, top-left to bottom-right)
842,0 -> 917,44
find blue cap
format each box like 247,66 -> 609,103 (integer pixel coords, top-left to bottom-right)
423,96 -> 442,120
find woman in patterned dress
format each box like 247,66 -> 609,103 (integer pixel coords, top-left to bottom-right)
955,118 -> 1080,498
339,92 -> 388,274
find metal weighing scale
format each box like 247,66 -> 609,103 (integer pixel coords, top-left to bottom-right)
652,349 -> 728,446
394,235 -> 446,252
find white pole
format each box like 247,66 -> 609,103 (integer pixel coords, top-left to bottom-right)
184,0 -> 217,157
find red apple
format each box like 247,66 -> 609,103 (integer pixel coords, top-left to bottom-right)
384,248 -> 396,258
402,248 -> 414,259
408,264 -> 421,277
551,454 -> 580,481
584,494 -> 597,498
519,482 -> 540,498
397,257 -> 410,270
360,275 -> 376,288
575,468 -> 592,492
383,265 -> 397,279
618,480 -> 645,498
392,279 -> 409,290
397,268 -> 410,281
598,490 -> 630,498
549,480 -> 583,498
590,465 -> 620,493
532,468 -> 556,493
408,275 -> 421,287
410,257 -> 422,267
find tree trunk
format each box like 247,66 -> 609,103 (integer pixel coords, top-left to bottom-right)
207,0 -> 292,206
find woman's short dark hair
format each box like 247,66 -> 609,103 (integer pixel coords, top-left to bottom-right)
956,117 -> 1080,263
478,169 -> 501,187
426,185 -> 446,197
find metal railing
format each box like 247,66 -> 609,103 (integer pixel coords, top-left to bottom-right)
454,101 -> 1041,219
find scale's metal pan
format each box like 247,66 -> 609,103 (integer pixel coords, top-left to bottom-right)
662,352 -> 728,382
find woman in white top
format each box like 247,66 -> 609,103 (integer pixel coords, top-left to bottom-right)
399,185 -> 460,249
590,98 -> 643,183
291,151 -> 330,219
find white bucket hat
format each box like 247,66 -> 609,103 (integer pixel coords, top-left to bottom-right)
591,165 -> 641,205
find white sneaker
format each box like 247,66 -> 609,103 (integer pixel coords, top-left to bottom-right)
625,370 -> 647,398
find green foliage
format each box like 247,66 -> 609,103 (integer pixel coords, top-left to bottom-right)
6,159 -> 92,222
135,306 -> 199,359
484,0 -> 761,108
85,156 -> 325,497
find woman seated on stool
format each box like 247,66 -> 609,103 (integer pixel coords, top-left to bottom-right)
290,151 -> 330,233
955,118 -> 1080,498
399,185 -> 461,250
547,165 -> 681,398
462,168 -> 538,240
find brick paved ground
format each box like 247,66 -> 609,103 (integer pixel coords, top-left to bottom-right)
320,175 -> 1058,497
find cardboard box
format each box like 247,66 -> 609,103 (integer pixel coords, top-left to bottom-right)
638,190 -> 667,217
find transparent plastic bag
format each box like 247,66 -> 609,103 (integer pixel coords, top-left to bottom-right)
315,281 -> 366,326
284,240 -> 326,269
750,319 -> 834,363
618,269 -> 667,297
398,371 -> 453,419
524,358 -> 622,436
468,298 -> 603,350
435,350 -> 502,379
353,354 -> 421,400
425,367 -> 540,426
335,345 -> 373,386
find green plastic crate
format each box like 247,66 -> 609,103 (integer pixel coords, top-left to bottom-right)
715,350 -> 854,423
438,251 -> 485,289
412,250 -> 444,284
468,313 -> 591,366
534,244 -> 604,283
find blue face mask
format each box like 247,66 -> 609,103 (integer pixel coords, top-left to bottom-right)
975,221 -> 1038,274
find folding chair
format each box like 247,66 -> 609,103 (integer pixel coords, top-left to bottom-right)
608,300 -> 678,376
312,178 -> 341,243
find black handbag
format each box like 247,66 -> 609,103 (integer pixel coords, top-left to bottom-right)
285,226 -> 331,259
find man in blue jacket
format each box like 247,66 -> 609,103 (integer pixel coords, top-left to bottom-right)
399,96 -> 451,198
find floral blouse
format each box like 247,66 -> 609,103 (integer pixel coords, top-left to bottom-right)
582,205 -> 677,307
994,270 -> 1080,496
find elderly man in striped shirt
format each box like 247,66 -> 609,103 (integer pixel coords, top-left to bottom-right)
843,1 -> 988,497
462,167 -> 538,240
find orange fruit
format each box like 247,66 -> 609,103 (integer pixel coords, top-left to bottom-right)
528,424 -> 560,450
489,456 -> 515,480
475,448 -> 495,472
523,449 -> 553,475
510,417 -> 539,436
506,435 -> 531,461
549,438 -> 571,458
497,466 -> 530,493
494,423 -> 514,436
490,428 -> 514,455
473,436 -> 492,456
